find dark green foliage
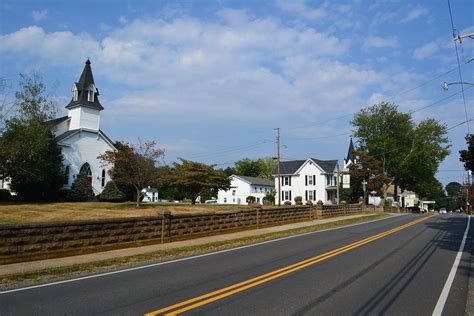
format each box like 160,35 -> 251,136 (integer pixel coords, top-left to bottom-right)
294,196 -> 303,205
246,196 -> 256,204
233,157 -> 276,180
0,189 -> 11,201
68,174 -> 94,201
263,189 -> 276,205
459,134 -> 474,172
99,181 -> 124,202
169,159 -> 231,205
0,119 -> 64,200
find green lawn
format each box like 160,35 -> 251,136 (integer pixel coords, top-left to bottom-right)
0,202 -> 254,224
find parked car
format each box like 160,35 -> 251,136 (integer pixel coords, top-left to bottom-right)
439,208 -> 447,214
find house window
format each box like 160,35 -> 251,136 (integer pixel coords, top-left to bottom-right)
306,190 -> 316,201
64,166 -> 70,185
282,190 -> 291,201
101,169 -> 106,187
232,190 -> 236,196
326,175 -> 331,185
283,176 -> 291,186
79,162 -> 92,185
224,197 -> 227,203
88,90 -> 94,102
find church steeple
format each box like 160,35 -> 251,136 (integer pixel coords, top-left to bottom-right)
66,59 -> 104,111
344,138 -> 357,169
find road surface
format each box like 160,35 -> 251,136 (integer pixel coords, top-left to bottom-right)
1,214 -> 472,315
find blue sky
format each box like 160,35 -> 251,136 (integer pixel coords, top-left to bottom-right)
1,0 -> 473,186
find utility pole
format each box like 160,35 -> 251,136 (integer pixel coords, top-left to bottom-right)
466,171 -> 471,214
275,128 -> 281,206
336,163 -> 340,205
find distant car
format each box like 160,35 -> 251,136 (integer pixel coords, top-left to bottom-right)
205,199 -> 218,204
439,208 -> 447,214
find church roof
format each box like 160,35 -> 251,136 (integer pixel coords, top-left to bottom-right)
65,59 -> 104,111
45,115 -> 69,127
55,128 -> 115,149
346,138 -> 356,162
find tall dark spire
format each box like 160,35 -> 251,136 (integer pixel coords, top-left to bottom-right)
65,59 -> 104,111
346,138 -> 356,163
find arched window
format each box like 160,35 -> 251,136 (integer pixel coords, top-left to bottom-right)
101,169 -> 106,187
79,163 -> 92,185
64,166 -> 70,185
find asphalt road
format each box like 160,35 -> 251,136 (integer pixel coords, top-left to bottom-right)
1,214 -> 471,316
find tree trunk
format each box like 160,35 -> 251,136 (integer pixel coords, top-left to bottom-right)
136,188 -> 141,208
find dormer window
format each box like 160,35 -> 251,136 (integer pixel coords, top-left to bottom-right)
88,90 -> 94,102
72,84 -> 78,101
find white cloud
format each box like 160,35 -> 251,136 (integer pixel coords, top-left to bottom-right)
31,10 -> 48,22
276,0 -> 327,21
364,35 -> 399,49
413,41 -> 440,60
401,5 -> 429,23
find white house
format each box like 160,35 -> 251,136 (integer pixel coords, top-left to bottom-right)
400,190 -> 419,208
218,175 -> 274,205
142,187 -> 159,203
47,59 -> 115,195
275,158 -> 339,205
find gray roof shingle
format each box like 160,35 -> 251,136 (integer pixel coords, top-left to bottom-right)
234,175 -> 274,186
65,59 -> 104,111
276,158 -> 338,175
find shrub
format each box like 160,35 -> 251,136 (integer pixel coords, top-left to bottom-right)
284,201 -> 292,205
0,189 -> 11,201
99,181 -> 124,202
306,200 -> 313,206
316,200 -> 324,206
246,195 -> 256,204
294,196 -> 303,205
68,174 -> 94,201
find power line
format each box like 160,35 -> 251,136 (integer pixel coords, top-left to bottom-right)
448,0 -> 471,133
409,85 -> 474,114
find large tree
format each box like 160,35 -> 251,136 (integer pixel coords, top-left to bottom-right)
0,73 -> 63,200
169,159 -> 231,205
99,141 -> 165,207
233,157 -> 276,180
459,134 -> 474,173
352,102 -> 450,199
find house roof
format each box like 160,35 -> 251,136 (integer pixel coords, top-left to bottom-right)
233,175 -> 274,186
65,59 -> 104,111
277,158 -> 338,175
45,115 -> 69,127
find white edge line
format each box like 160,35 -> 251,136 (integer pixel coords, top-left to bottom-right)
0,214 -> 403,294
433,215 -> 471,316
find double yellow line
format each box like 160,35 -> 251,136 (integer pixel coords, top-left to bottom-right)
145,215 -> 434,316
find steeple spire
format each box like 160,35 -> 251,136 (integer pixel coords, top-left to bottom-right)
346,138 -> 356,163
65,59 -> 104,111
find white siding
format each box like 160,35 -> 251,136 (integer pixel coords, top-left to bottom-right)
60,130 -> 114,194
68,107 -> 100,131
217,176 -> 273,205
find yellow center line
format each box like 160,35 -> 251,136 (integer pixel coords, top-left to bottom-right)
145,215 -> 434,316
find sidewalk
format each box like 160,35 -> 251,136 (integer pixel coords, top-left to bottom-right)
0,213 -> 385,276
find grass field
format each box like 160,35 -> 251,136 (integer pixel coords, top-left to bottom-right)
0,202 -> 253,225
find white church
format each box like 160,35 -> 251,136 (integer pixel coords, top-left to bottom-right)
48,59 -> 115,195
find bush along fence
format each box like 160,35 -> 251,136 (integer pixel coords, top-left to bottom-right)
0,204 -> 367,264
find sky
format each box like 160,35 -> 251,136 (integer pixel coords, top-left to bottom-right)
0,0 -> 473,187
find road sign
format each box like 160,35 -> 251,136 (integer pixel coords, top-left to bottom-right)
342,174 -> 350,189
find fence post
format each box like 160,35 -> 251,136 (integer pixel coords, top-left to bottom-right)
161,210 -> 171,244
256,208 -> 260,229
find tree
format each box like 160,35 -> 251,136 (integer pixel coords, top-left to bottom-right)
99,140 -> 165,207
0,73 -> 63,200
446,182 -> 462,196
445,181 -> 462,211
349,151 -> 391,196
459,134 -> 474,173
68,173 -> 94,201
263,189 -> 276,205
169,159 -> 231,205
352,102 -> 450,199
99,181 -> 125,202
233,157 -> 276,180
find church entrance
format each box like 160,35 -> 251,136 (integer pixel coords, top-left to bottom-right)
80,163 -> 93,185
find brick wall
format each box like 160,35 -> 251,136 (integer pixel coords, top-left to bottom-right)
0,204 -> 364,264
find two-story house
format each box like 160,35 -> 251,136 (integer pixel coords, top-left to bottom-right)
218,175 -> 275,205
274,159 -> 339,205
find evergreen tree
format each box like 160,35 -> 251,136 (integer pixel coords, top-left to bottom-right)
68,174 -> 94,201
99,181 -> 124,202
